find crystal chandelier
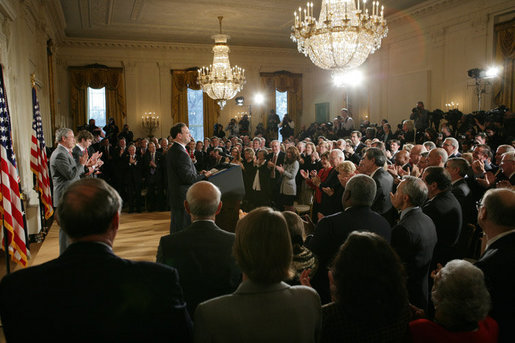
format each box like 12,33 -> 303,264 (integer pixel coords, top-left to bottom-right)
291,0 -> 388,71
198,16 -> 246,110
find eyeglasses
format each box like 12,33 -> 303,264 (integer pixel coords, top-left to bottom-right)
476,200 -> 483,211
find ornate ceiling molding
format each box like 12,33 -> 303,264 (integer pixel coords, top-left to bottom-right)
387,0 -> 460,24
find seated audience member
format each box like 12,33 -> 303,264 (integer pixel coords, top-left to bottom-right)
0,178 -> 192,342
426,148 -> 448,167
316,232 -> 410,343
442,137 -> 461,158
498,151 -> 514,187
307,174 -> 391,304
282,211 -> 318,286
156,181 -> 241,316
423,141 -> 436,151
422,166 -> 462,267
475,188 -> 515,343
410,260 -> 498,343
194,207 -> 321,342
390,176 -> 437,311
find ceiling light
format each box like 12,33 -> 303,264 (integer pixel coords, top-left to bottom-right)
291,0 -> 388,71
198,16 -> 246,110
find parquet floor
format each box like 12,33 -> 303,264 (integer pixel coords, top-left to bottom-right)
0,211 -> 171,342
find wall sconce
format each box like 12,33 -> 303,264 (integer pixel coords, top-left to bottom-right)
445,102 -> 459,110
141,112 -> 159,137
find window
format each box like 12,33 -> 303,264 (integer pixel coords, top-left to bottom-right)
87,87 -> 107,127
275,90 -> 288,123
187,88 -> 204,141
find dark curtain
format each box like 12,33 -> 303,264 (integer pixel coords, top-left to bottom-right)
493,19 -> 515,110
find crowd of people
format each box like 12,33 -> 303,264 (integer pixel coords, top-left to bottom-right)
0,102 -> 514,342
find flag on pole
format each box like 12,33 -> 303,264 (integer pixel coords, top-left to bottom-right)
30,86 -> 53,219
0,66 -> 28,267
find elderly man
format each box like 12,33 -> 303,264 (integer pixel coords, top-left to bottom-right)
0,178 -> 192,342
408,144 -> 427,170
422,166 -> 462,267
390,176 -> 437,311
50,128 -> 91,254
499,151 -> 515,186
157,181 -> 241,316
359,147 -> 395,223
475,188 -> 515,343
426,148 -> 448,167
442,137 -> 461,158
308,174 -> 391,304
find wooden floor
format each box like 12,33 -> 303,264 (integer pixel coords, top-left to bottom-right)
0,211 -> 171,342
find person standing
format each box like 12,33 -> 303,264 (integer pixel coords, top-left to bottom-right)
50,128 -> 88,254
166,123 -> 211,233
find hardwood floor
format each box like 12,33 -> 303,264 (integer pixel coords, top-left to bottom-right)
0,211 -> 171,342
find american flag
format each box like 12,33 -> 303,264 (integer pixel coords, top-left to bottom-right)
0,67 -> 28,267
30,87 -> 53,219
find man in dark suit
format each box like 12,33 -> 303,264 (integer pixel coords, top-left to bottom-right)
350,130 -> 365,157
390,176 -> 437,311
125,144 -> 143,213
475,188 -> 515,343
267,140 -> 285,208
157,181 -> 241,316
0,178 -> 192,342
307,174 -> 391,304
422,166 -> 462,267
142,142 -> 164,212
360,147 -> 395,224
167,123 -> 212,233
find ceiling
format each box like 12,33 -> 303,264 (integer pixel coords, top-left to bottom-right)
59,0 -> 427,49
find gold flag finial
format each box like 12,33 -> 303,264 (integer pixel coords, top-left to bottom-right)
30,73 -> 36,87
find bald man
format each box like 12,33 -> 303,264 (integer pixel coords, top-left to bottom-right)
475,189 -> 515,343
426,148 -> 448,167
156,181 -> 241,316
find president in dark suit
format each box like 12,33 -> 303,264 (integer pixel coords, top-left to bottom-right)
0,178 -> 192,343
422,167 -> 462,267
166,123 -> 211,233
267,140 -> 285,208
475,188 -> 515,343
157,181 -> 241,316
390,176 -> 437,311
307,174 -> 391,304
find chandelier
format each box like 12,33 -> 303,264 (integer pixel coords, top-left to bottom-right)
198,16 -> 246,110
291,0 -> 388,71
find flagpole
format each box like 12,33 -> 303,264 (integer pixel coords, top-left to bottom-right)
2,219 -> 11,274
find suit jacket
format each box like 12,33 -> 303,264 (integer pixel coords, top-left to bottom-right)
267,151 -> 285,181
166,142 -> 206,208
307,206 -> 391,303
391,207 -> 437,310
0,242 -> 192,343
475,232 -> 515,343
50,144 -> 84,202
156,220 -> 241,316
371,167 -> 394,215
142,150 -> 163,185
194,280 -> 321,343
124,153 -> 143,185
423,190 -> 462,266
318,168 -> 343,216
451,178 -> 477,225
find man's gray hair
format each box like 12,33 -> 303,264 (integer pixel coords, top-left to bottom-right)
401,176 -> 428,207
55,128 -> 72,144
344,174 -> 377,207
502,151 -> 515,162
433,148 -> 449,164
482,188 -> 515,228
447,157 -> 470,177
432,260 -> 490,328
423,141 -> 436,151
330,149 -> 345,160
186,182 -> 221,218
444,137 -> 459,151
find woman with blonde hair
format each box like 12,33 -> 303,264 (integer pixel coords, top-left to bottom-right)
194,207 -> 321,342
